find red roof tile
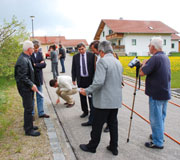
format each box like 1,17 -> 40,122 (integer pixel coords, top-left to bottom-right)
30,36 -> 88,47
62,39 -> 88,47
30,36 -> 66,45
103,19 -> 178,34
171,34 -> 180,40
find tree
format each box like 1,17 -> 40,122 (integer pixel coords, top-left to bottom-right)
0,16 -> 29,78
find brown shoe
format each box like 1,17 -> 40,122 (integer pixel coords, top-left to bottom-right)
64,102 -> 68,105
66,103 -> 75,108
39,114 -> 50,118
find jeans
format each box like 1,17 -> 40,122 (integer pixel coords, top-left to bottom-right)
52,62 -> 59,79
149,97 -> 168,147
32,85 -> 44,116
60,58 -> 65,72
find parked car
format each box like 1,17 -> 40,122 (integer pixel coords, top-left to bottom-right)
45,51 -> 50,59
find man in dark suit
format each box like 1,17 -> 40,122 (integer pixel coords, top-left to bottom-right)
31,40 -> 49,120
71,42 -> 95,118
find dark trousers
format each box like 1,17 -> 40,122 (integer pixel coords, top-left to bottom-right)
79,77 -> 92,114
87,108 -> 118,151
88,98 -> 94,124
79,93 -> 92,114
18,89 -> 34,133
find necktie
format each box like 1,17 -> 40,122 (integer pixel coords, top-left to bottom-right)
82,54 -> 86,75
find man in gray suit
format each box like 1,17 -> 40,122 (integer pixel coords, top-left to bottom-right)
79,41 -> 123,156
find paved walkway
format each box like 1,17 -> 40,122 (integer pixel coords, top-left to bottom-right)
43,54 -> 180,160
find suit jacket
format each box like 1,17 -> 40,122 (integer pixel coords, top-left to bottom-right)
71,52 -> 95,87
85,53 -> 123,109
31,51 -> 46,86
15,52 -> 34,92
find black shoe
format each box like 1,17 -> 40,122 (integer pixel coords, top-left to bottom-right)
104,126 -> 109,133
107,146 -> 118,156
80,113 -> 88,118
33,126 -> 38,130
145,142 -> 164,149
60,72 -> 65,73
39,114 -> 50,118
81,121 -> 92,126
79,144 -> 96,153
25,130 -> 40,137
66,102 -> 75,108
149,134 -> 165,142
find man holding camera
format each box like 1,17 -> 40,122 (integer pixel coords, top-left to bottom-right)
139,37 -> 171,149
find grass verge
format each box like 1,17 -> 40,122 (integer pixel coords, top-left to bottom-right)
0,77 -> 53,160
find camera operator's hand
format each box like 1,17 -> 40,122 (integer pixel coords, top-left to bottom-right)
141,59 -> 148,67
80,88 -> 86,96
139,59 -> 148,76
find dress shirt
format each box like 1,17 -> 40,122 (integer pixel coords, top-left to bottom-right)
80,52 -> 89,77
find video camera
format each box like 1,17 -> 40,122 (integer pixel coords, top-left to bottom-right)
128,57 -> 140,68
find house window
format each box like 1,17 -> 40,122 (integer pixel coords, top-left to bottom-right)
103,31 -> 105,37
164,39 -> 166,45
109,30 -> 113,35
132,39 -> 136,45
171,43 -> 175,48
129,52 -> 137,56
118,40 -> 121,46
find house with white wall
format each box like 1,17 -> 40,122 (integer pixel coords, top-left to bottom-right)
94,19 -> 179,56
171,34 -> 180,52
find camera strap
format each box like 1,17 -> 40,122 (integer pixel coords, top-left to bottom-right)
138,75 -> 141,89
136,65 -> 141,90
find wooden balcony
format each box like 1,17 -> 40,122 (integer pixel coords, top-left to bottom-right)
106,33 -> 124,40
113,45 -> 125,50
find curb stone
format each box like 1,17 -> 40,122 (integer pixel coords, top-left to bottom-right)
44,102 -> 65,160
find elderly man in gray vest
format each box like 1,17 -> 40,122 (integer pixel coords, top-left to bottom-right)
79,41 -> 123,156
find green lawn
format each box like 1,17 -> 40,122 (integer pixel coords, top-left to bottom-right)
119,56 -> 180,88
0,77 -> 16,139
169,52 -> 180,56
171,71 -> 180,88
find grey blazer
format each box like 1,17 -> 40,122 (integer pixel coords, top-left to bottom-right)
86,53 -> 123,109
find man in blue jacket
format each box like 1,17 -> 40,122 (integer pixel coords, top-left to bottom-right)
140,37 -> 171,149
31,40 -> 49,119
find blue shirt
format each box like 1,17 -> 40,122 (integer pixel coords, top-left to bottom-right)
142,51 -> 171,100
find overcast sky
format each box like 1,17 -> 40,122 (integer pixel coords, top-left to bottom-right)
0,0 -> 180,43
